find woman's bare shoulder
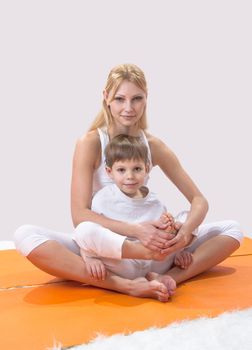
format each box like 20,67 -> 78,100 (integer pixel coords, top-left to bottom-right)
144,131 -> 170,151
77,129 -> 100,148
73,130 -> 101,167
144,131 -> 174,165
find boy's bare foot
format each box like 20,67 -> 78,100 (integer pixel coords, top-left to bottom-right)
122,240 -> 167,261
159,212 -> 175,231
146,271 -> 177,296
160,212 -> 175,226
122,218 -> 184,261
128,277 -> 170,302
174,221 -> 183,232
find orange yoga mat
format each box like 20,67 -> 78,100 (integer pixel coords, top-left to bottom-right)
1,238 -> 252,350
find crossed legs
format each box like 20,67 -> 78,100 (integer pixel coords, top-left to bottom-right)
15,220 -> 242,302
27,240 -> 171,302
147,221 -> 242,285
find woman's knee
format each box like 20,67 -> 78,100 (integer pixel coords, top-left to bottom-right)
221,220 -> 243,243
13,224 -> 50,256
14,225 -> 36,248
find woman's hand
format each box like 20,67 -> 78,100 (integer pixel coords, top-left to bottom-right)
136,221 -> 176,251
160,224 -> 194,255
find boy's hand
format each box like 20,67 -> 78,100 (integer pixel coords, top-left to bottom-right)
174,250 -> 193,269
85,256 -> 107,280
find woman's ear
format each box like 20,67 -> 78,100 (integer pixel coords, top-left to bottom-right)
105,166 -> 113,179
103,90 -> 110,109
103,89 -> 109,103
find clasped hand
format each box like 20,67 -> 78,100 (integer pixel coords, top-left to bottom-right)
138,213 -> 194,255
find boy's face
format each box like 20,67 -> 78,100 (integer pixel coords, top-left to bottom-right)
106,158 -> 148,198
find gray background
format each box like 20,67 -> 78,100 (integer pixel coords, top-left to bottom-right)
1,0 -> 251,240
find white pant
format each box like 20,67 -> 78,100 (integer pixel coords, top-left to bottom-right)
14,217 -> 243,280
14,225 -> 80,256
73,213 -> 243,279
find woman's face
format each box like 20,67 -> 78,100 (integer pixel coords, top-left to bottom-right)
105,80 -> 147,128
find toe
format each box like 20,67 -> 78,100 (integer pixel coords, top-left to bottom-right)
157,292 -> 169,302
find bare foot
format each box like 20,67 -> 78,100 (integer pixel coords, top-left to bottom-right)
174,221 -> 183,232
158,212 -> 175,230
146,271 -> 177,296
162,222 -> 183,248
151,251 -> 167,261
128,277 -> 170,302
122,240 -> 167,261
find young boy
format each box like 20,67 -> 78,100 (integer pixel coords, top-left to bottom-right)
73,134 -> 195,281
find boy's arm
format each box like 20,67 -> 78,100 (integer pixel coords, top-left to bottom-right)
174,250 -> 193,269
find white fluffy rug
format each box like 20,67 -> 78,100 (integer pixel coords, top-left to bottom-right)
50,308 -> 252,350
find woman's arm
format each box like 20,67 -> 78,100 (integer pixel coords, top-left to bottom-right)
71,131 -> 172,250
148,133 -> 209,252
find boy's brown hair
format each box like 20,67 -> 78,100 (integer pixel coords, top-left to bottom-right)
105,134 -> 149,168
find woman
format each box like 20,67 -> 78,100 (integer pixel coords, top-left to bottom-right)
14,64 -> 242,302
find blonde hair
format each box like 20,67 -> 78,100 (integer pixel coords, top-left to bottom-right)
89,64 -> 148,131
105,134 -> 149,168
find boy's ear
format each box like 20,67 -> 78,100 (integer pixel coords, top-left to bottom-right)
105,166 -> 113,178
145,164 -> 150,173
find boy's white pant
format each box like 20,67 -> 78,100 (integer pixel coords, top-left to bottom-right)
14,212 -> 243,280
73,211 -> 243,279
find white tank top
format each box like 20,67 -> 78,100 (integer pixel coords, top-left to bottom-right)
92,128 -> 153,195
